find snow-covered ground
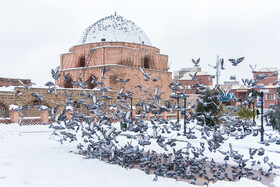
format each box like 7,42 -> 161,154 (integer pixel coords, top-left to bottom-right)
0,119 -> 279,187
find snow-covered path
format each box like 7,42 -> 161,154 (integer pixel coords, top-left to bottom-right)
0,124 -> 190,187
1,124 -> 278,187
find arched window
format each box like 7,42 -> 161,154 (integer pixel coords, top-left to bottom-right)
74,101 -> 80,109
32,100 -> 40,106
87,75 -> 97,89
64,76 -> 73,88
0,102 -> 8,117
78,56 -> 86,67
144,56 -> 150,69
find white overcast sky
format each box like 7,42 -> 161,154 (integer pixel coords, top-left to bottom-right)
1,0 -> 280,86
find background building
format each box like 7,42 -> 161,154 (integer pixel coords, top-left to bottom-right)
0,78 -> 31,87
175,67 -> 213,93
220,67 -> 279,108
56,14 -> 172,99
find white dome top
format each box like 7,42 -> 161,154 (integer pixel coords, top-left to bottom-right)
78,13 -> 152,46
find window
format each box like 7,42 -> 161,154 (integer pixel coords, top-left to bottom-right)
0,102 -> 8,117
144,56 -> 150,69
87,76 -> 97,89
64,76 -> 73,88
78,57 -> 86,67
109,75 -> 118,85
266,94 -> 275,100
74,101 -> 80,109
33,100 -> 40,106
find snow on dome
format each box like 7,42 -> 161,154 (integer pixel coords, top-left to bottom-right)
78,13 -> 152,46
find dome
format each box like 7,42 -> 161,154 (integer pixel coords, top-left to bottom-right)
78,13 -> 152,46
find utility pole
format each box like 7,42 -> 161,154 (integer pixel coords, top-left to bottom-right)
252,89 -> 255,125
260,91 -> 264,142
130,96 -> 133,121
176,96 -> 180,123
183,95 -> 187,135
215,56 -> 221,87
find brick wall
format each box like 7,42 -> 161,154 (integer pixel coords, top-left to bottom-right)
0,77 -> 31,87
60,42 -> 168,71
0,87 -> 116,118
253,71 -> 278,85
56,65 -> 172,101
177,75 -> 213,87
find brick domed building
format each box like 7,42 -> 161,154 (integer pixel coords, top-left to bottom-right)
56,14 -> 172,99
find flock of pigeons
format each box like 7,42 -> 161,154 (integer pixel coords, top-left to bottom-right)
17,57 -> 280,186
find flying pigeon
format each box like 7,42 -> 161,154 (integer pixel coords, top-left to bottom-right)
192,58 -> 200,67
228,57 -> 245,66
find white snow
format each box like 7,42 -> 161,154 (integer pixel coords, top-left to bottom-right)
39,105 -> 48,110
65,105 -> 74,111
0,86 -> 15,92
110,106 -> 117,111
0,118 -> 279,187
78,14 -> 152,46
9,105 -> 18,111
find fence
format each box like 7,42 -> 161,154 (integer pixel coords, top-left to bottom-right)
0,118 -> 11,124
1,108 -> 183,125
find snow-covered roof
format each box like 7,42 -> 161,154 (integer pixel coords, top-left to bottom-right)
78,13 -> 152,46
257,67 -> 278,72
0,86 -> 15,92
9,104 -> 19,110
179,71 -> 210,80
231,84 -> 248,90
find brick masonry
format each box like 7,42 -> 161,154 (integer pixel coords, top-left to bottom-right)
56,42 -> 172,100
0,77 -> 31,87
0,87 -> 115,118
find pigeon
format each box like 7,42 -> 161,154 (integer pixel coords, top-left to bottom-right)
51,66 -> 61,80
192,58 -> 200,67
208,64 -> 217,69
249,64 -> 257,73
189,72 -> 199,82
167,61 -> 172,70
139,66 -> 152,80
100,66 -> 111,79
228,57 -> 245,66
71,80 -> 88,89
230,76 -> 236,80
18,79 -> 36,90
257,148 -> 265,156
63,72 -> 70,81
220,58 -> 225,70
266,69 -> 280,76
115,79 -> 130,85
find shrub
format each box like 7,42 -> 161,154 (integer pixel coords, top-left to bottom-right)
237,107 -> 253,120
268,107 -> 280,131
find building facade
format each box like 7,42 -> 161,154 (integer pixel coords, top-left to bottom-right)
0,77 -> 31,87
221,67 -> 279,108
56,14 -> 172,99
